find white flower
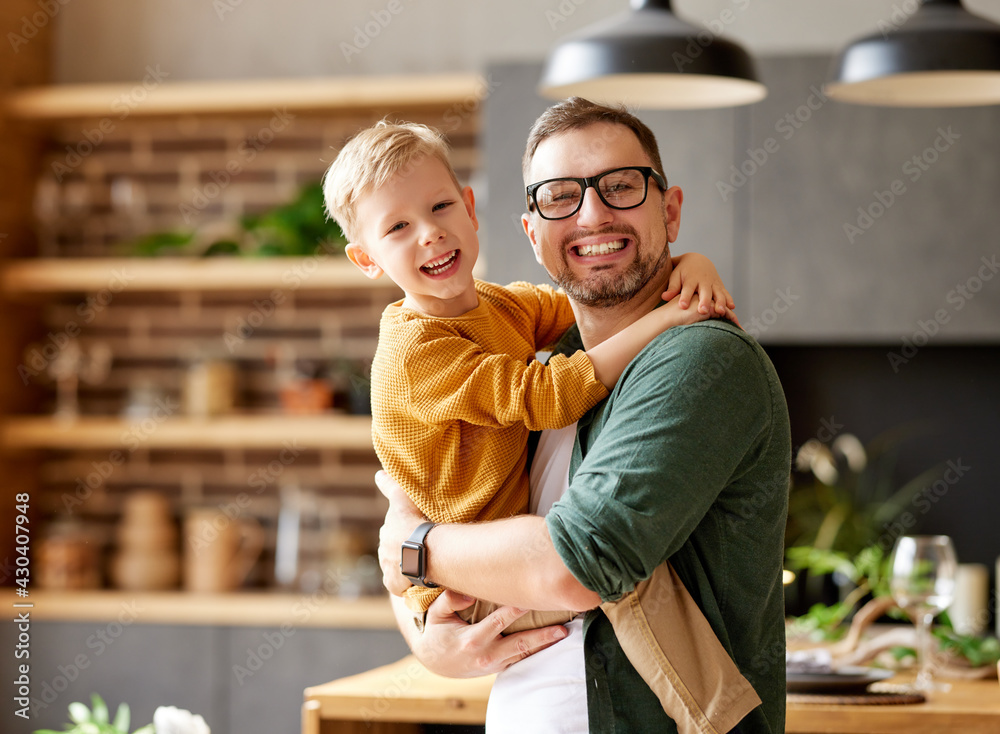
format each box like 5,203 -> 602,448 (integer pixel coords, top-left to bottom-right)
831,433 -> 867,473
152,706 -> 211,734
796,439 -> 839,485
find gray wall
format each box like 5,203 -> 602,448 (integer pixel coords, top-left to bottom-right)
747,56 -> 1000,342
49,1 -> 1000,83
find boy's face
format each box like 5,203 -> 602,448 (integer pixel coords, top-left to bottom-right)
349,156 -> 480,318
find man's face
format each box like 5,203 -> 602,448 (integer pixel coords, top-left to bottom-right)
522,122 -> 682,308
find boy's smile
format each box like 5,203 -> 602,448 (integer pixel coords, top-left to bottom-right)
349,156 -> 481,318
421,249 -> 460,277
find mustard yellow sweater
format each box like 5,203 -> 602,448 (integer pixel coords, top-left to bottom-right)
370,280 -> 608,610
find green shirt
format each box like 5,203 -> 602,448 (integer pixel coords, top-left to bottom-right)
546,320 -> 790,733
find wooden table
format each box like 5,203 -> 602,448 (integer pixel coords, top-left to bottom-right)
785,676 -> 1000,733
302,656 -> 1000,734
302,656 -> 494,734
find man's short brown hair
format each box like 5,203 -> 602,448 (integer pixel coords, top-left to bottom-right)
521,97 -> 665,184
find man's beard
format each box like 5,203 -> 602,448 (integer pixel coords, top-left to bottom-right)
551,222 -> 671,308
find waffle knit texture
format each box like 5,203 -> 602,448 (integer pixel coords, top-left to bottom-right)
370,280 -> 608,612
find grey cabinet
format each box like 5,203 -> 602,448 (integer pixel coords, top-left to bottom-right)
1,621 -> 409,734
746,57 -> 1000,343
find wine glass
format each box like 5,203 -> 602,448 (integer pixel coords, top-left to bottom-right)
888,535 -> 958,691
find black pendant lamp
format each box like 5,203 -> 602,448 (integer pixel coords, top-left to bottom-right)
538,0 -> 766,109
826,0 -> 1000,107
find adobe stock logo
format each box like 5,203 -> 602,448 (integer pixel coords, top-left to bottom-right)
887,254 -> 998,373
340,0 -> 407,63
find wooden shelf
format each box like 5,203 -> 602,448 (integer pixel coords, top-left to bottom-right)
0,414 -> 374,451
4,73 -> 484,121
0,589 -> 396,629
0,257 -> 403,295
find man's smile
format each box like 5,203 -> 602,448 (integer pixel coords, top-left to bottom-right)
574,239 -> 629,257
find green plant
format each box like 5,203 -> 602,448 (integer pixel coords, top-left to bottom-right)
34,693 -> 153,734
126,182 -> 346,258
240,182 -> 346,257
786,425 -> 943,558
786,545 -> 1000,670
933,623 -> 1000,667
786,544 -> 900,639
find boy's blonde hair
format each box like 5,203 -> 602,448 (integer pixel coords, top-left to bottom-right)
322,120 -> 460,244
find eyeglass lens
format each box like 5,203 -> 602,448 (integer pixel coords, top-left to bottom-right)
534,168 -> 649,219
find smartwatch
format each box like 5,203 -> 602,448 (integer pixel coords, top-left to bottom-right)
400,521 -> 439,588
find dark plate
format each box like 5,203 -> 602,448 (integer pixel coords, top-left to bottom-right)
786,666 -> 894,693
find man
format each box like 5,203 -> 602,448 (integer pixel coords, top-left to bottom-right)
377,97 -> 790,733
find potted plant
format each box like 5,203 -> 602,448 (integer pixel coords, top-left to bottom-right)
785,426 -> 943,610
34,694 -> 210,734
126,182 -> 347,258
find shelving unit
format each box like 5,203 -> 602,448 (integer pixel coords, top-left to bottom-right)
0,257 -> 382,295
0,72 -> 484,618
0,588 -> 396,628
5,73 -> 484,121
1,414 -> 373,450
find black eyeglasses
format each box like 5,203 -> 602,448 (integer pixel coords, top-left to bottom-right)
526,166 -> 668,221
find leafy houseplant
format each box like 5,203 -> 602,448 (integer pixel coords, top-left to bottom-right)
786,427 -> 944,560
35,694 -> 210,734
127,183 -> 347,258
34,694 -> 152,734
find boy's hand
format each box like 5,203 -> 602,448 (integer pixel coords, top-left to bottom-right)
663,252 -> 736,316
659,294 -> 741,329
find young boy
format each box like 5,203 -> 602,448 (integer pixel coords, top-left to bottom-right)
323,121 -> 757,731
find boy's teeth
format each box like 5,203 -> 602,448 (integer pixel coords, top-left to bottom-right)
577,240 -> 626,257
423,250 -> 457,274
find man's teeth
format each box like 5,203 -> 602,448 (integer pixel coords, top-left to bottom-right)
576,240 -> 626,257
423,251 -> 457,274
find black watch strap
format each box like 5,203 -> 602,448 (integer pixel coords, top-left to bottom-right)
400,521 -> 438,588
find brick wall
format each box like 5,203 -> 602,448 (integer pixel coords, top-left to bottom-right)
1,0 -> 55,588
11,93 -> 481,590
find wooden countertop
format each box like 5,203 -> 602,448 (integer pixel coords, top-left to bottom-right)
304,655 -> 492,730
302,656 -> 1000,733
1,589 -> 398,629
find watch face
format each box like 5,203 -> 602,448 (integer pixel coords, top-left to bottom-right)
401,544 -> 421,578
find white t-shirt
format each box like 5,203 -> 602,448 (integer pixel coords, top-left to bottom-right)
484,423 -> 588,733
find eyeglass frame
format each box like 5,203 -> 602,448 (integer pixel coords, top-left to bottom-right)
525,166 -> 669,221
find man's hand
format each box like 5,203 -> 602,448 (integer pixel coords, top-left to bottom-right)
408,591 -> 569,678
375,470 -> 429,596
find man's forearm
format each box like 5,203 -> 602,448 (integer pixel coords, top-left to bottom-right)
423,514 -> 600,612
